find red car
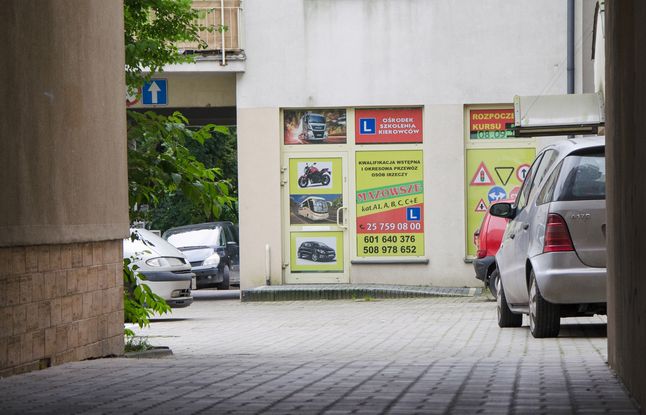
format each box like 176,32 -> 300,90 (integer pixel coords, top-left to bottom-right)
473,200 -> 512,298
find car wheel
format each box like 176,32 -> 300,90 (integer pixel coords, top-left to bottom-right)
497,277 -> 522,328
217,265 -> 230,290
312,252 -> 319,262
488,268 -> 500,299
528,270 -> 560,338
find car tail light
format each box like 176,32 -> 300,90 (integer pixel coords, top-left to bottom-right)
544,213 -> 574,252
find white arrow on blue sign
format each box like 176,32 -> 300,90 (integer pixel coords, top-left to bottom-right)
142,79 -> 168,105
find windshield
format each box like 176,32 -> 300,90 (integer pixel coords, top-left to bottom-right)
165,227 -> 221,248
125,228 -> 182,258
309,115 -> 325,124
316,243 -> 332,250
312,199 -> 329,213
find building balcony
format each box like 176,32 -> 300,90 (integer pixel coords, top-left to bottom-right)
168,0 -> 245,73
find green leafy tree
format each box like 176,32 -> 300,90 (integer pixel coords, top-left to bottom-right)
127,110 -> 233,222
147,127 -> 239,231
125,0 -> 206,93
122,0 -> 235,334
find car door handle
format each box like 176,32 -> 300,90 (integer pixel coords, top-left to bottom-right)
522,223 -> 529,230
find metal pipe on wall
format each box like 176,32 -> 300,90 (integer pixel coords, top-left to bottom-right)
221,0 -> 226,65
265,244 -> 271,285
567,0 -> 575,93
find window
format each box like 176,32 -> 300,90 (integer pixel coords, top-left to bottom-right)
516,153 -> 544,210
218,228 -> 226,247
516,149 -> 559,211
532,150 -> 558,189
554,149 -> 605,201
537,161 -> 562,205
312,199 -> 329,213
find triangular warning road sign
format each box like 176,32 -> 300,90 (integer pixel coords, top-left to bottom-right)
470,162 -> 495,186
475,198 -> 488,212
494,166 -> 515,186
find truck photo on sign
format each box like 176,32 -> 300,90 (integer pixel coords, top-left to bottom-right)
283,109 -> 347,145
355,150 -> 424,257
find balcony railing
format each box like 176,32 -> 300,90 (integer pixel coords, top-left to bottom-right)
177,0 -> 244,65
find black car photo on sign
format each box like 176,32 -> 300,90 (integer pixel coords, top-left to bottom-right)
297,241 -> 336,262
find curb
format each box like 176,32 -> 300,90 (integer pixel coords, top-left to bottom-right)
241,285 -> 481,302
124,347 -> 173,359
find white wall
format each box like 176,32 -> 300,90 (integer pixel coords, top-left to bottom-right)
237,0 -> 579,287
133,72 -> 237,108
238,0 -> 567,109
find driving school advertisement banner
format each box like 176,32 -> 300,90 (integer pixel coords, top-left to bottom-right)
355,108 -> 423,144
469,108 -> 515,140
356,150 -> 424,257
465,148 -> 535,257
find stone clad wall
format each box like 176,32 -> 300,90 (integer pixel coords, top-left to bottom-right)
0,2 -> 128,376
606,0 -> 646,411
0,241 -> 124,377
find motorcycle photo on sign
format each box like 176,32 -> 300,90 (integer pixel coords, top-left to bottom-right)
298,162 -> 333,189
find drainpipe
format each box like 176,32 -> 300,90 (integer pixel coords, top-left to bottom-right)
220,0 -> 226,66
567,0 -> 575,94
265,244 -> 271,285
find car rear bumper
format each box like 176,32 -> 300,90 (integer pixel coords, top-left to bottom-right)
531,252 -> 607,304
473,256 -> 495,282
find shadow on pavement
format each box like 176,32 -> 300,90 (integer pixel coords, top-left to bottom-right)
149,318 -> 191,323
559,323 -> 607,338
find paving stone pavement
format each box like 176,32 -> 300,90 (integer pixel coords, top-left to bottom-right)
0,293 -> 640,414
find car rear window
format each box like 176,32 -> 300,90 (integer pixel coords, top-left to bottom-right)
554,149 -> 605,201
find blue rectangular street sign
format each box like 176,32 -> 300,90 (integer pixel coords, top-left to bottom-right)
142,79 -> 168,105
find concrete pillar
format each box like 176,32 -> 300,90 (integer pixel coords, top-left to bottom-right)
606,0 -> 646,410
0,1 -> 129,375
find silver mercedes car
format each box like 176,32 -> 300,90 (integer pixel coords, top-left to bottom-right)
490,137 -> 606,338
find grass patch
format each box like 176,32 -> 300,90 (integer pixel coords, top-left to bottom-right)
125,336 -> 154,353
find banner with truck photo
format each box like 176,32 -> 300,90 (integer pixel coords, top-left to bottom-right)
283,109 -> 347,145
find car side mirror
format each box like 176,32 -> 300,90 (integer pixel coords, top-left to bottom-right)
489,202 -> 516,219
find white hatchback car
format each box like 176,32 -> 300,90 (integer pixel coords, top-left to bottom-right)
123,228 -> 194,308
